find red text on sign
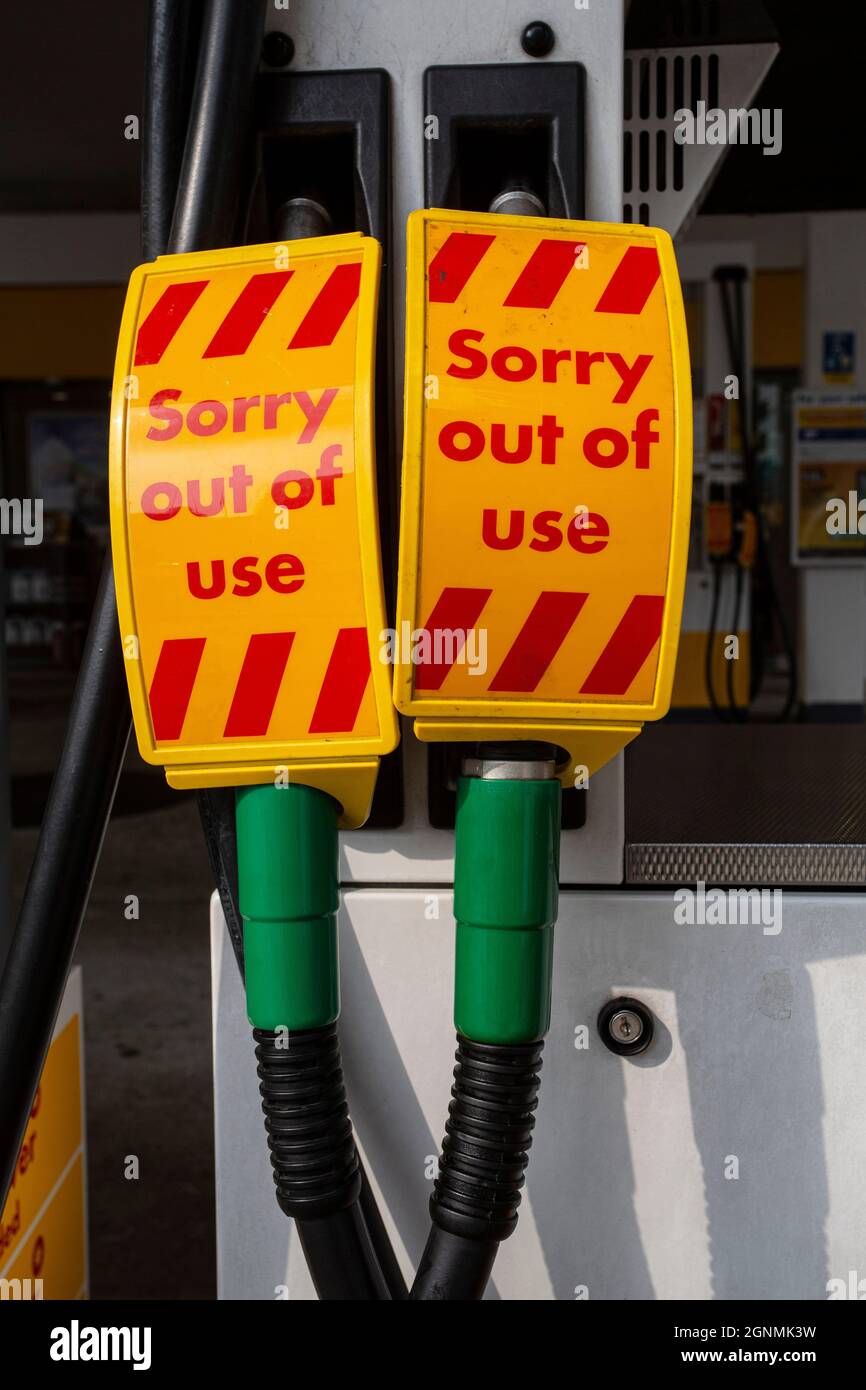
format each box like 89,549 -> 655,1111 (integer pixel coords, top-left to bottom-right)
145,386 -> 339,444
482,509 -> 610,555
187,554 -> 305,600
446,329 -> 653,405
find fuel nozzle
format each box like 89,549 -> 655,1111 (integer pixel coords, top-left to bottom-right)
412,744 -> 560,1300
488,184 -> 546,218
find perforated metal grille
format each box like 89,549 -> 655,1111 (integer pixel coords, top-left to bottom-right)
623,42 -> 778,234
627,842 -> 866,887
626,726 -> 866,887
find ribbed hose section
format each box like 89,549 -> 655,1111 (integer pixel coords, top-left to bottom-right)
254,1023 -> 361,1220
430,1034 -> 544,1243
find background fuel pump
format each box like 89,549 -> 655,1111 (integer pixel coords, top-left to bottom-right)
706,264 -> 795,722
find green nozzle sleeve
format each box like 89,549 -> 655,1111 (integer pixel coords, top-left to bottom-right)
235,783 -> 339,1032
453,774 -> 561,1044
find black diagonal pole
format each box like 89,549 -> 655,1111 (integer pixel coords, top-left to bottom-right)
0,0 -> 264,1211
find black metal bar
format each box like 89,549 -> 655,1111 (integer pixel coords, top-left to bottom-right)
0,561 -> 130,1205
0,0 -> 228,1212
1,2 -> 403,1304
142,0 -> 206,260
169,0 -> 265,254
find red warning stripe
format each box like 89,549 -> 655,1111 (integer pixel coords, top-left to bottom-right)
288,262 -> 361,349
412,589 -> 664,699
203,270 -> 293,359
428,232 -> 496,303
594,246 -> 661,314
148,637 -> 206,740
148,626 -> 374,743
309,627 -> 372,733
489,591 -> 588,692
579,595 -> 665,695
414,586 -> 493,691
223,632 -> 294,737
134,280 -> 209,366
503,239 -> 585,310
426,232 -> 662,316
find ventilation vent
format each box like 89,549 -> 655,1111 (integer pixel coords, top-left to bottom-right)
623,42 -> 778,235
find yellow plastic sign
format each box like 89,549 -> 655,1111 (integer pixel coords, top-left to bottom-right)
110,234 -> 397,824
394,209 -> 691,779
0,969 -> 87,1300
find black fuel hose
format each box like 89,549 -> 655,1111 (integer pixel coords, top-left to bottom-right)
168,0 -> 402,1299
1,0 -> 404,1304
411,1035 -> 544,1300
0,0 -> 202,1210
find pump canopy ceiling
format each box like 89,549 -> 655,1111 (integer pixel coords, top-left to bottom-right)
0,0 -> 860,215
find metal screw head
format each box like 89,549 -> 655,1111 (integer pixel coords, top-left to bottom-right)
609,1009 -> 644,1044
521,20 -> 555,58
262,31 -> 295,67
